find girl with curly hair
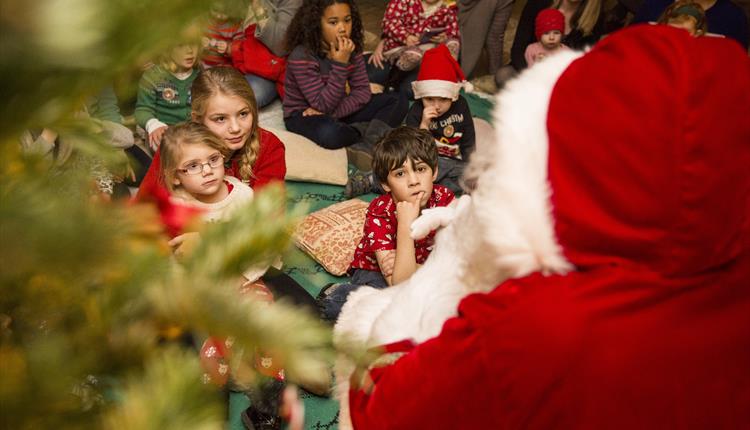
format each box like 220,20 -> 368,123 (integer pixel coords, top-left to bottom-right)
282,0 -> 407,165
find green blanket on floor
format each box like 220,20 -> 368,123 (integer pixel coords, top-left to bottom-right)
228,91 -> 494,430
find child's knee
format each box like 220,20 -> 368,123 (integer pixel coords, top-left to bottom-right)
396,47 -> 424,71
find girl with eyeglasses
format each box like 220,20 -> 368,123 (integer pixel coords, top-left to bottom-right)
137,66 -> 286,202
160,120 -> 328,428
158,121 -> 323,428
160,122 -> 250,214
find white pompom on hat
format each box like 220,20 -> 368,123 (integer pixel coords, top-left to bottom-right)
412,44 -> 472,101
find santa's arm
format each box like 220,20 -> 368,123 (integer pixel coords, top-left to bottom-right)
410,194 -> 470,240
348,315 -> 487,429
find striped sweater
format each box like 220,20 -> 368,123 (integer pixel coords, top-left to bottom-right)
282,46 -> 371,119
202,18 -> 243,68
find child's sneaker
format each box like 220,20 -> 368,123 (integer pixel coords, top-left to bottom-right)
315,283 -> 342,322
315,283 -> 342,302
344,171 -> 373,198
445,39 -> 460,59
345,145 -> 373,171
241,406 -> 281,430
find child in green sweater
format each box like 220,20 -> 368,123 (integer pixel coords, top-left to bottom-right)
135,43 -> 201,151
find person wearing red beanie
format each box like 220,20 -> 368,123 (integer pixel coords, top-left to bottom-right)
525,8 -> 570,66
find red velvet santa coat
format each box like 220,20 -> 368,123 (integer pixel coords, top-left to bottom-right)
349,25 -> 750,429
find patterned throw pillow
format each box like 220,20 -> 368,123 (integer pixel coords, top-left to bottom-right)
294,199 -> 369,276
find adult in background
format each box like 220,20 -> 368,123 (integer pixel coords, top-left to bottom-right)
251,0 -> 303,57
366,0 -> 459,99
457,0 -> 515,80
632,0 -> 748,48
231,0 -> 304,107
497,0 -> 605,86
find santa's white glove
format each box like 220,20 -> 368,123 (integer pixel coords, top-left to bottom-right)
410,194 -> 471,240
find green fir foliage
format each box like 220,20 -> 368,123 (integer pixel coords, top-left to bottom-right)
0,0 -> 334,428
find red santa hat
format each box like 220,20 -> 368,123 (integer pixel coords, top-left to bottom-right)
412,44 -> 472,101
535,8 -> 565,40
481,24 -> 750,279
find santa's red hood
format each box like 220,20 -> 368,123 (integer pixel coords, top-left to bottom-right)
475,25 -> 750,281
547,26 -> 750,277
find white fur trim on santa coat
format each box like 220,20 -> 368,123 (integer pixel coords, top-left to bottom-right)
412,79 -> 463,100
472,49 -> 583,278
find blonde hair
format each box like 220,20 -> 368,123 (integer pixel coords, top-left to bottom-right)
160,122 -> 230,193
658,0 -> 707,35
552,0 -> 602,36
159,43 -> 200,74
191,67 -> 260,182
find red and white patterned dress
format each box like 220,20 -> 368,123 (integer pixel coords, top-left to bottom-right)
381,0 -> 460,52
350,184 -> 454,273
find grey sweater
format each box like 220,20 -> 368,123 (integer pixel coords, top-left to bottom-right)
256,0 -> 303,57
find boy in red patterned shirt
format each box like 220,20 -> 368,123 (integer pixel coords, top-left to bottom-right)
318,126 -> 454,321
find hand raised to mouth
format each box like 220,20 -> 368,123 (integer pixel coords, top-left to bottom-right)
396,191 -> 425,226
329,35 -> 354,63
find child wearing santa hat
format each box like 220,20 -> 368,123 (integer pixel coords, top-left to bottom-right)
406,44 -> 476,194
346,44 -> 476,197
524,8 -> 570,67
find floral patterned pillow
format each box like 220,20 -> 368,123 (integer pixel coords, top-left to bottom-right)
294,199 -> 369,276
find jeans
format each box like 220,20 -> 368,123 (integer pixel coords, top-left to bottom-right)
244,73 -> 278,108
284,93 -> 407,150
436,156 -> 467,195
319,269 -> 388,322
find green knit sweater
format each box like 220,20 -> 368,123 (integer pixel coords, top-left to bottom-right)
134,66 -> 200,129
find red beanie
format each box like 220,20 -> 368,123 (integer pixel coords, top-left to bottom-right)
411,44 -> 471,101
535,8 -> 565,40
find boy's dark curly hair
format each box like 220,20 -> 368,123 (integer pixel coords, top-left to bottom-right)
285,0 -> 364,56
373,127 -> 439,185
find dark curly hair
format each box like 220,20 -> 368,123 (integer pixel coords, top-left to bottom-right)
373,127 -> 439,185
285,0 -> 364,56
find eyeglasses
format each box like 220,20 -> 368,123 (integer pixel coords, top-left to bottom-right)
177,153 -> 224,175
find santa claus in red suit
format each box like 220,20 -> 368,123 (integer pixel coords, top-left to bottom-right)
334,24 -> 750,429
